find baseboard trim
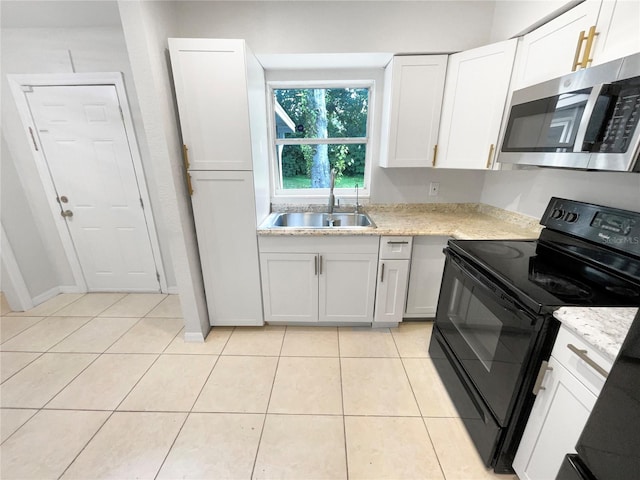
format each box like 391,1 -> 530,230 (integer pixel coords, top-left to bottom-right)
59,285 -> 85,294
31,286 -> 62,306
183,331 -> 206,343
167,286 -> 179,295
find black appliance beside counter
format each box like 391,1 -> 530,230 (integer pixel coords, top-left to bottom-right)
429,197 -> 640,474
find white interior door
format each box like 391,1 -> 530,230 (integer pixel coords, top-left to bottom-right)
25,85 -> 160,292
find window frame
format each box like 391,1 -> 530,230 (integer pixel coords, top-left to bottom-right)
266,79 -> 375,201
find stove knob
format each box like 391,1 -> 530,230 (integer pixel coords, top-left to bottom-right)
565,212 -> 579,223
551,208 -> 564,219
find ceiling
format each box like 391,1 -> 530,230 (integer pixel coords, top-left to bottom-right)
0,1 -> 122,28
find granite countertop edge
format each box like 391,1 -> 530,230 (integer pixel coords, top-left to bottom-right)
257,203 -> 542,240
553,307 -> 639,361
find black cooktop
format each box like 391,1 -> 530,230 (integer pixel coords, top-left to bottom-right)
448,238 -> 640,314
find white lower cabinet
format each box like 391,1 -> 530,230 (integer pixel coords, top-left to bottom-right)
374,236 -> 412,325
259,253 -> 318,323
405,236 -> 448,317
258,236 -> 378,324
513,325 -> 613,480
374,259 -> 410,324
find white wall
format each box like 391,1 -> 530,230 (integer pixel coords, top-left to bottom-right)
118,0 -> 210,340
489,0 -> 582,42
1,135 -> 59,298
0,24 -> 177,297
174,1 -> 496,55
481,169 -> 640,218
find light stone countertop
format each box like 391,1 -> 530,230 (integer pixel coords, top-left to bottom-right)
553,307 -> 639,361
258,203 -> 542,239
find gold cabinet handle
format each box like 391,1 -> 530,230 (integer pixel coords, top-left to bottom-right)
319,255 -> 323,275
182,144 -> 190,170
186,172 -> 194,196
572,30 -> 588,71
182,144 -> 193,195
486,144 -> 495,169
432,144 -> 438,167
581,25 -> 599,69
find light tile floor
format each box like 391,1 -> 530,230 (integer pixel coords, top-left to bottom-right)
0,293 -> 517,480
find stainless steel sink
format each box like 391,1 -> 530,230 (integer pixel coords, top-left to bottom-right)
261,212 -> 376,229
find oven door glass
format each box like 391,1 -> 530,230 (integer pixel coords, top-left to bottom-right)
437,253 -> 541,425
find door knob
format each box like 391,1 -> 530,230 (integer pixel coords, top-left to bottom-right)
61,210 -> 73,218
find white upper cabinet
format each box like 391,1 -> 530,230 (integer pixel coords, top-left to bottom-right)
380,55 -> 448,168
169,38 -> 258,171
591,0 -> 640,65
514,1 -> 601,89
514,0 -> 640,90
435,39 -> 518,170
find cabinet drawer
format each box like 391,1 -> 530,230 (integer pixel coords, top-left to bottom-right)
551,325 -> 613,397
379,236 -> 413,259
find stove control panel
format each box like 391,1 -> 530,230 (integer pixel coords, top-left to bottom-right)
542,197 -> 640,256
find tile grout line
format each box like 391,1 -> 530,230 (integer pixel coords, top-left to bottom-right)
0,351 -> 45,386
185,327 -> 235,411
56,409 -> 116,480
391,326 -> 448,480
0,316 -> 49,344
337,327 -> 350,480
153,412 -> 190,480
250,325 -> 287,479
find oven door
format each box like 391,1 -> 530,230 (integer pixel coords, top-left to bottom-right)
435,249 -> 543,425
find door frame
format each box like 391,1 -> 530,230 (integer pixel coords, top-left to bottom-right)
7,72 -> 168,293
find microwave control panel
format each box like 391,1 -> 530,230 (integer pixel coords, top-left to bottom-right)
598,78 -> 640,153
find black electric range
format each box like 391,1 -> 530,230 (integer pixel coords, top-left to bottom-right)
428,197 -> 640,474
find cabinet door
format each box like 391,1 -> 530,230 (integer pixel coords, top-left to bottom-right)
405,237 -> 447,317
374,260 -> 409,324
513,357 -> 598,480
318,253 -> 377,323
260,253 -> 319,323
169,38 -> 253,170
380,55 -> 447,168
592,0 -> 640,65
436,39 -> 517,169
190,171 -> 263,325
514,1 -> 601,89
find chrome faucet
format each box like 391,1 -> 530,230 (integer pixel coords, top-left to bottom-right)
328,168 -> 336,214
355,183 -> 360,214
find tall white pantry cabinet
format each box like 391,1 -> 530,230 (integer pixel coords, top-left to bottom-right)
169,38 -> 269,326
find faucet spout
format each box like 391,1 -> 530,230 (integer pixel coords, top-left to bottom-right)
328,168 -> 336,214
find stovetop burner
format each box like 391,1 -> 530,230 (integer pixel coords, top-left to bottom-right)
447,238 -> 640,313
472,243 -> 524,259
529,272 -> 592,299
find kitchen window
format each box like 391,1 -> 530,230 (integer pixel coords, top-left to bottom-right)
269,82 -> 373,198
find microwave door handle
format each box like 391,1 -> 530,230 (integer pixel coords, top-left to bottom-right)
573,84 -> 605,153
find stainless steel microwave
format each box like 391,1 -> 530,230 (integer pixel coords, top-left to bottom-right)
498,52 -> 640,172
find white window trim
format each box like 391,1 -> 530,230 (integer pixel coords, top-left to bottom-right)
267,79 -> 375,203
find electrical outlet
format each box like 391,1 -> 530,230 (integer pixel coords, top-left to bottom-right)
429,182 -> 440,196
